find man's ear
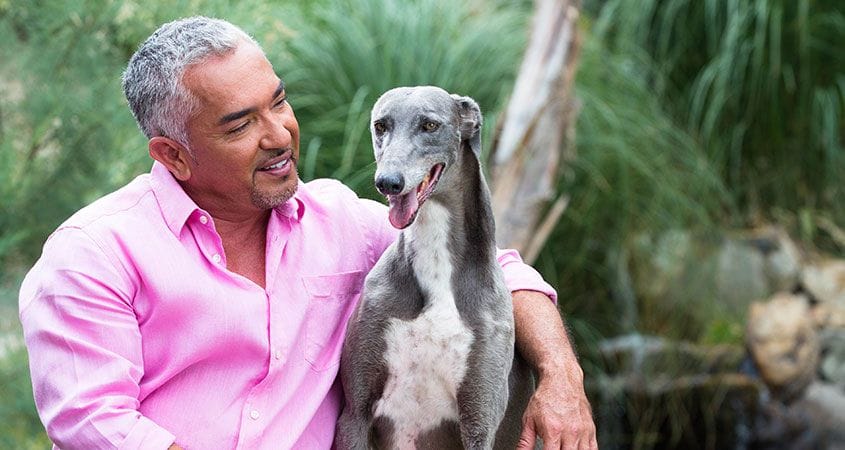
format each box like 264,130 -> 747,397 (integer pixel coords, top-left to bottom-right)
450,94 -> 483,157
149,137 -> 193,181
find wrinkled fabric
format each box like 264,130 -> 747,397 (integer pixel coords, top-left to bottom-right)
19,161 -> 557,449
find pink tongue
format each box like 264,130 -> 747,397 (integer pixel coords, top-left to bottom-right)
388,192 -> 419,229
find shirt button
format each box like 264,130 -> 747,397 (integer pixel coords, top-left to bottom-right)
199,215 -> 208,224
212,253 -> 222,264
274,349 -> 282,360
249,409 -> 260,420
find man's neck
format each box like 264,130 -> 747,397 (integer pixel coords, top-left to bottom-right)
212,209 -> 271,289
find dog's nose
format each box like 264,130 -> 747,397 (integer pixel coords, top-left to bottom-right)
375,173 -> 405,196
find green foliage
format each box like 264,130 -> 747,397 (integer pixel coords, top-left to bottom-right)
0,1 -> 150,269
1,0 -> 843,446
278,0 -> 529,195
589,0 -> 845,224
0,276 -> 46,447
536,29 -> 730,343
0,346 -> 49,450
0,0 -> 298,272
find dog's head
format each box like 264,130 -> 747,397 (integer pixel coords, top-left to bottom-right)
370,86 -> 482,229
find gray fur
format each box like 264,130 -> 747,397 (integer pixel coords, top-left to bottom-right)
336,86 -> 533,449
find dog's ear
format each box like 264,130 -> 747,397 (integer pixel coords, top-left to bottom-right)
451,94 -> 482,156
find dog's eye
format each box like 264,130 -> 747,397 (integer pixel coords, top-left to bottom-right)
422,121 -> 439,132
373,122 -> 387,134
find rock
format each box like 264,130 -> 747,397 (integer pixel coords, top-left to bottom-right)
796,382 -> 845,449
716,239 -> 770,315
587,372 -> 763,450
746,293 -> 820,402
819,329 -> 845,385
801,259 -> 845,305
630,230 -> 695,303
812,302 -> 845,329
757,227 -> 803,293
629,230 -> 769,340
599,333 -> 744,378
751,397 -> 824,450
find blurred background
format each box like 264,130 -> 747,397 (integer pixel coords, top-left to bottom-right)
1,0 -> 844,448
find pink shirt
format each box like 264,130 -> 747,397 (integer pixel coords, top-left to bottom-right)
19,162 -> 557,450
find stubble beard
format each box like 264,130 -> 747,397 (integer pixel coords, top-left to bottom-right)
250,159 -> 299,210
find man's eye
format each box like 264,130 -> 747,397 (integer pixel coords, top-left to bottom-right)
228,122 -> 249,135
422,121 -> 439,132
273,96 -> 288,109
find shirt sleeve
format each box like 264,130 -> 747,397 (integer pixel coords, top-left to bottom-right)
18,227 -> 176,449
353,196 -> 557,302
495,248 -> 558,303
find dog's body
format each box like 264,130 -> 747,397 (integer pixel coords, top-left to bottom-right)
336,86 -> 533,449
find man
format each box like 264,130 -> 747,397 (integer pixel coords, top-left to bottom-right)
19,16 -> 596,450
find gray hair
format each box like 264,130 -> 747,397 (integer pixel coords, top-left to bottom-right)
122,16 -> 263,147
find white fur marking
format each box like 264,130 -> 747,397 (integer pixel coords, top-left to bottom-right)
375,202 -> 474,447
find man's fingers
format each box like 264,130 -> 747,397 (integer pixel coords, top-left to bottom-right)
560,436 -> 577,450
582,429 -> 598,450
516,419 -> 537,450
545,436 -> 564,450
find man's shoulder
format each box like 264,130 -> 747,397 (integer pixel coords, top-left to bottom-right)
296,177 -> 387,225
58,173 -> 156,232
300,177 -> 358,197
297,178 -> 363,213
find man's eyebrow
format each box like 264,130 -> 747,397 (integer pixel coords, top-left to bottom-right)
219,107 -> 256,125
273,80 -> 286,100
217,80 -> 286,126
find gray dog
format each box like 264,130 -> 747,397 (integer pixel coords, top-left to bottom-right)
335,86 -> 533,449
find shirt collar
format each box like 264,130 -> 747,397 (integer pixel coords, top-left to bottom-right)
149,161 -> 306,236
278,188 -> 305,221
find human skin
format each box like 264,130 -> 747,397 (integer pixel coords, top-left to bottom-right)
153,40 -> 596,449
514,290 -> 598,450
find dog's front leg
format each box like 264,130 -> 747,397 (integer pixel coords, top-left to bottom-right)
336,299 -> 391,450
335,406 -> 371,450
456,332 -> 514,450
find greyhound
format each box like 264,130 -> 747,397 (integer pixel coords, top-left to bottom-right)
335,86 -> 533,449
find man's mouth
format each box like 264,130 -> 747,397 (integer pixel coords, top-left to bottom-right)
258,158 -> 290,171
257,151 -> 295,176
387,163 -> 444,229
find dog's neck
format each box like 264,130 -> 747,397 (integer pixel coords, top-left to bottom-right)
402,143 -> 497,292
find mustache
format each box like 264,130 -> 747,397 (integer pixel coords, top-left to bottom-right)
263,148 -> 297,164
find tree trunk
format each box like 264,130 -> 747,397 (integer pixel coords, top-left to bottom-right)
490,0 -> 581,264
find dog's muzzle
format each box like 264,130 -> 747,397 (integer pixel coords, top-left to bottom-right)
375,173 -> 405,196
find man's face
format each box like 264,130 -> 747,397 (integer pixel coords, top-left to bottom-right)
180,41 -> 300,217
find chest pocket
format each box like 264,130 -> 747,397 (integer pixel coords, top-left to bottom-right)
301,270 -> 365,371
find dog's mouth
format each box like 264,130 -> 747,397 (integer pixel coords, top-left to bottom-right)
387,163 -> 444,229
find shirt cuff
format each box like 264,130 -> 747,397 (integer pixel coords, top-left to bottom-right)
496,248 -> 558,304
118,416 -> 176,450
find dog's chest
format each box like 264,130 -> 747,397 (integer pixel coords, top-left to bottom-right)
373,204 -> 474,445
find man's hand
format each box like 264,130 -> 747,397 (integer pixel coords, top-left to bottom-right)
512,290 -> 597,450
517,366 -> 597,449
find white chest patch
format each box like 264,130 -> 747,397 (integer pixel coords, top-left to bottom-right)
374,203 -> 475,448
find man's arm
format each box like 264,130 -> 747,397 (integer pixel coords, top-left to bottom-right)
19,228 -> 176,449
512,290 -> 597,450
356,197 -> 597,448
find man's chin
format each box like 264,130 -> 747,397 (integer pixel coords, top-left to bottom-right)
252,179 -> 299,210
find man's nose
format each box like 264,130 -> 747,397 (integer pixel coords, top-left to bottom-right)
261,116 -> 292,150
